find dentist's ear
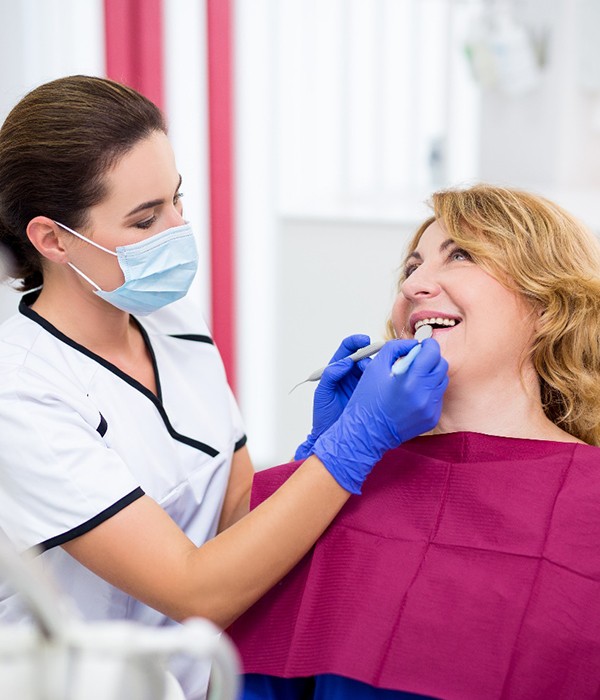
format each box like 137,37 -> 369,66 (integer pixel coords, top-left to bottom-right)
26,217 -> 70,264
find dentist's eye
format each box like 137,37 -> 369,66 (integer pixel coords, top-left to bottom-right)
135,216 -> 157,230
174,191 -> 184,205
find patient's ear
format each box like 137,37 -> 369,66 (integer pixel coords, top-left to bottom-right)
26,217 -> 69,264
385,318 -> 399,340
532,304 -> 545,333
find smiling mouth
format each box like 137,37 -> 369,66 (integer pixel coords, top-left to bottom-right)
414,317 -> 460,332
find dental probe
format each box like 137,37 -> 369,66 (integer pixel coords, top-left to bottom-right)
391,324 -> 433,375
289,340 -> 386,393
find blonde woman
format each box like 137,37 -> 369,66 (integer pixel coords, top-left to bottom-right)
230,184 -> 600,700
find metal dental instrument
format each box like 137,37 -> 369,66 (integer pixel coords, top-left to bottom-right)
391,324 -> 433,375
289,340 -> 386,393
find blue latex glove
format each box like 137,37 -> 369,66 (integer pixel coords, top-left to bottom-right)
313,338 -> 448,494
295,334 -> 372,461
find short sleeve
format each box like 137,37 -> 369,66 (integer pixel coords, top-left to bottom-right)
0,368 -> 142,553
228,386 -> 247,450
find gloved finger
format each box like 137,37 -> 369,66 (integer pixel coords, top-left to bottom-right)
409,356 -> 449,392
424,365 -> 449,391
436,374 -> 450,393
371,339 -> 418,369
328,334 -> 371,364
421,354 -> 449,381
319,356 -> 355,387
355,356 -> 372,374
434,357 -> 449,382
341,356 -> 370,387
409,338 -> 443,373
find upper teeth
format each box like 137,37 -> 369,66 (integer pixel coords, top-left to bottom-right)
415,318 -> 457,330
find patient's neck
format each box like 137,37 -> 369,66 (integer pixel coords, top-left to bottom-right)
433,366 -> 572,442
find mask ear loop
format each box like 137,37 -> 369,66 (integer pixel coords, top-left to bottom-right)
53,220 -> 118,256
53,220 -> 118,292
67,262 -> 102,291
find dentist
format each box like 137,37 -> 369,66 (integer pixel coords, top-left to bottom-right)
0,76 -> 448,700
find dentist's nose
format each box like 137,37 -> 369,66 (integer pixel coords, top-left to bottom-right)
166,210 -> 186,228
401,264 -> 442,300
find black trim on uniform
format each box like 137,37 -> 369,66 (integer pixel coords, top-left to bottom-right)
235,435 -> 248,451
133,317 -> 163,403
19,292 -> 220,458
34,487 -> 145,554
168,334 -> 214,344
97,413 -> 108,437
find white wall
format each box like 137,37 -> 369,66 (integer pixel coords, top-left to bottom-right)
0,0 -> 106,321
163,0 -> 211,320
478,0 -> 600,190
235,0 -> 280,466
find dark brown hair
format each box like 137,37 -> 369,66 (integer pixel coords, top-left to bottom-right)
0,75 -> 166,290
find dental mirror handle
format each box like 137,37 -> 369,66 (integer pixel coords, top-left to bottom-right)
391,324 -> 433,375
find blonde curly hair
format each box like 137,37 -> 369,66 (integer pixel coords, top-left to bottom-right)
386,184 -> 600,445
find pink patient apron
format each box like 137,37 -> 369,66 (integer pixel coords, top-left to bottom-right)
228,432 -> 600,700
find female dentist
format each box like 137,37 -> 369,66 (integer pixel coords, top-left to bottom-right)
0,76 -> 448,699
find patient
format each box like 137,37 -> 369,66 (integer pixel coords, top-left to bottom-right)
228,184 -> 600,699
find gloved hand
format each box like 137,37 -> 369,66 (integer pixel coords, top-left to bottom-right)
295,334 -> 372,461
313,338 -> 448,494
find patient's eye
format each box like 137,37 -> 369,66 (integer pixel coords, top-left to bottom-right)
404,260 -> 420,277
448,247 -> 472,263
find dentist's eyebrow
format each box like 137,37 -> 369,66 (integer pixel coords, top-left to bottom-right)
124,174 -> 183,218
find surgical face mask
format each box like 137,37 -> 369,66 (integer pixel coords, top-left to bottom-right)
54,220 -> 198,316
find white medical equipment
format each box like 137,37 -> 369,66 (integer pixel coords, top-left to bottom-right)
464,2 -> 544,96
0,533 -> 240,700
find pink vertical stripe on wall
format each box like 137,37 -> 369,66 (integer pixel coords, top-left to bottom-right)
206,0 -> 236,390
104,0 -> 164,111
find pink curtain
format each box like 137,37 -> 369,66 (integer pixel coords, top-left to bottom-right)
104,0 -> 164,111
206,0 -> 236,390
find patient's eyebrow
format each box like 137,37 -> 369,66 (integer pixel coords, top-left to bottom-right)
404,251 -> 422,264
405,238 -> 455,264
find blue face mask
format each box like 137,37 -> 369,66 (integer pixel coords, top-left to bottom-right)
54,221 -> 198,316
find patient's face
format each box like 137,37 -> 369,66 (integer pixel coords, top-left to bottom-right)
391,220 -> 536,381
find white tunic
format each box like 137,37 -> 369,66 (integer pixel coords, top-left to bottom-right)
0,291 -> 246,699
